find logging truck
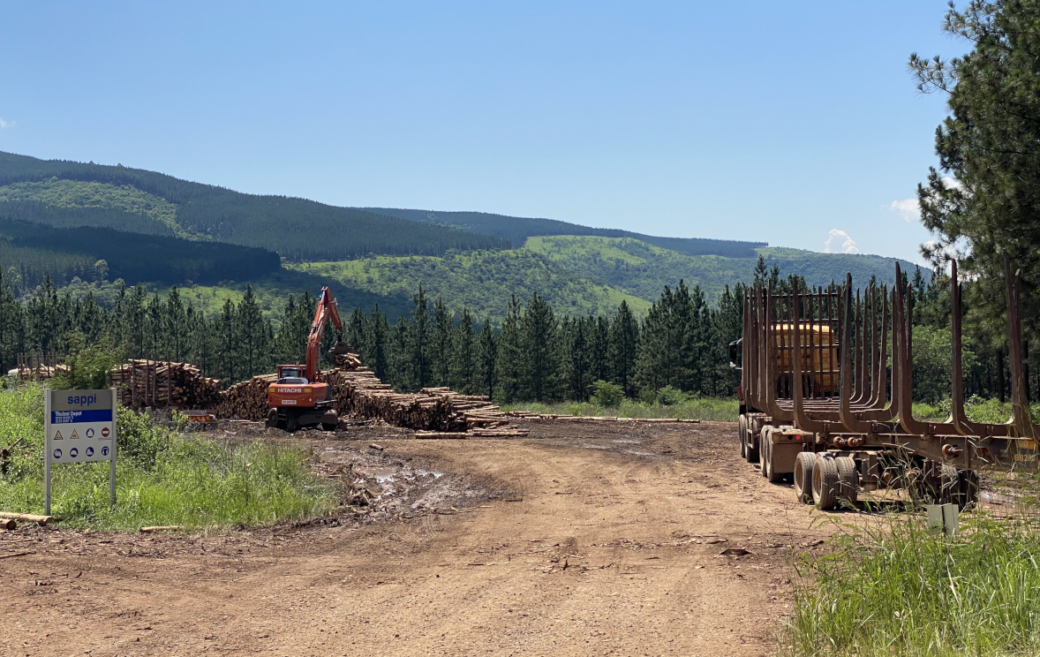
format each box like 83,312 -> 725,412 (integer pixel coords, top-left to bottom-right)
266,287 -> 351,432
733,257 -> 1038,510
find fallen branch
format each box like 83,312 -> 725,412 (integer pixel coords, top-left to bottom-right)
0,512 -> 54,526
0,551 -> 33,560
140,525 -> 184,533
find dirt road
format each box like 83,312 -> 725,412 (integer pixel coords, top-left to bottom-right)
0,421 -> 830,656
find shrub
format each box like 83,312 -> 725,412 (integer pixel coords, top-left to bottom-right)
656,385 -> 682,406
589,380 -> 624,408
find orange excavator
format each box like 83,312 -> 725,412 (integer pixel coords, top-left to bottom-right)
266,287 -> 352,432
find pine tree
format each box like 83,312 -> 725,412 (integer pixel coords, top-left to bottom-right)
409,285 -> 432,390
432,298 -> 454,386
366,306 -> 390,381
495,296 -> 523,402
608,300 -> 639,396
450,308 -> 477,393
519,292 -> 560,402
478,319 -> 497,398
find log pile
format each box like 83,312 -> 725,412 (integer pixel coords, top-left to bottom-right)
110,360 -> 221,410
215,374 -> 277,420
325,353 -> 524,433
211,351 -> 524,435
15,365 -> 68,381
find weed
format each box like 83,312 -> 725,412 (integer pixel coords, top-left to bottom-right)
0,384 -> 335,531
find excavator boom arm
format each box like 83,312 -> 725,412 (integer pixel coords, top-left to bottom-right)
304,287 -> 344,382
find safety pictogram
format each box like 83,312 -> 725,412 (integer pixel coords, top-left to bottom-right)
53,430 -> 63,440
70,448 -> 78,458
70,429 -> 79,440
102,427 -> 110,438
86,428 -> 95,438
53,449 -> 62,459
86,447 -> 94,457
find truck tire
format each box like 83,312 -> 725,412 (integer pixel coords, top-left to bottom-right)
835,456 -> 859,505
763,432 -> 783,483
746,425 -> 760,463
266,409 -> 279,429
794,452 -> 817,504
738,415 -> 748,460
812,456 -> 841,510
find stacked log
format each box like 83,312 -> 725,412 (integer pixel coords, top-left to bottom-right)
213,351 -> 523,434
215,374 -> 277,421
15,365 -> 69,381
110,360 -> 221,410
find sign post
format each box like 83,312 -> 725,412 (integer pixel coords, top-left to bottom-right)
44,389 -> 118,515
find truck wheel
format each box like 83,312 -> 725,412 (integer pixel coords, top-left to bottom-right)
738,415 -> 748,460
760,431 -> 771,478
746,425 -> 760,463
812,456 -> 841,510
764,433 -> 783,483
835,456 -> 859,505
794,452 -> 817,504
266,409 -> 279,429
286,415 -> 298,433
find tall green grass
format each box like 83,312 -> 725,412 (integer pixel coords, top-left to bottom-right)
0,383 -> 335,531
785,515 -> 1040,657
501,397 -> 738,421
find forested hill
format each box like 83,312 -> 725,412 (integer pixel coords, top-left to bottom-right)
361,207 -> 766,257
0,152 -> 509,261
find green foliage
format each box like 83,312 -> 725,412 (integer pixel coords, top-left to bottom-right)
526,236 -> 912,304
0,151 -> 509,260
589,380 -> 624,408
0,217 -> 280,293
50,333 -> 123,390
656,385 -> 682,406
501,396 -> 738,421
912,0 -> 1040,334
0,179 -> 184,236
785,515 -> 1040,657
363,207 -> 766,256
290,249 -> 652,323
0,384 -> 334,530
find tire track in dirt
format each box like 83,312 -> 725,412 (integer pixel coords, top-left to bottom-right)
1,421 -> 825,656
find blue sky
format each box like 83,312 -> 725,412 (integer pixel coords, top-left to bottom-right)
1,1 -> 966,264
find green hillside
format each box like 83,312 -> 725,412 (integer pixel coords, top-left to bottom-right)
0,152 -> 509,260
288,236 -> 915,320
362,207 -> 766,257
526,236 -> 915,301
290,250 -> 653,320
0,217 -> 280,292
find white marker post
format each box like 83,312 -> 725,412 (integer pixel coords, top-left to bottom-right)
44,389 -> 118,515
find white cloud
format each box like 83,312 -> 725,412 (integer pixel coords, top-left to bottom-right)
888,178 -> 961,222
0,118 -> 12,129
824,229 -> 860,254
889,198 -> 919,222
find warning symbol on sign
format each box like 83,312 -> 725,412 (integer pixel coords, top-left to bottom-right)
86,428 -> 95,439
101,427 -> 110,438
70,429 -> 79,440
54,430 -> 63,440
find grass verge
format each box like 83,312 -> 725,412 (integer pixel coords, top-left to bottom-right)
784,514 -> 1040,657
0,383 -> 336,531
502,397 -> 738,421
